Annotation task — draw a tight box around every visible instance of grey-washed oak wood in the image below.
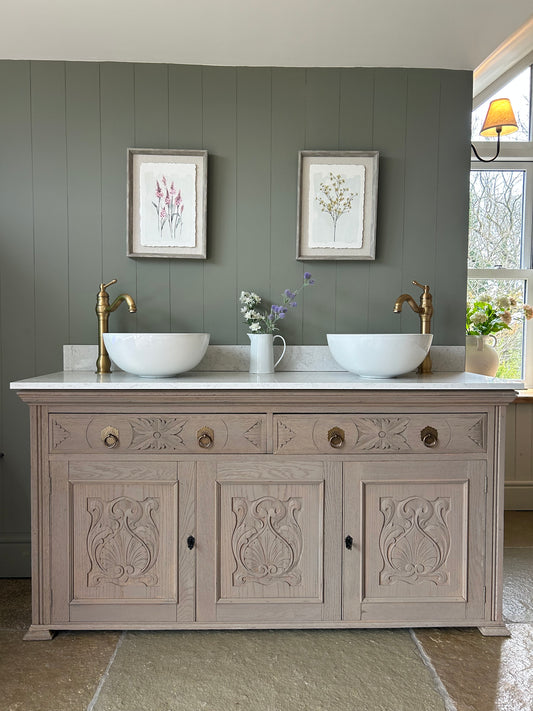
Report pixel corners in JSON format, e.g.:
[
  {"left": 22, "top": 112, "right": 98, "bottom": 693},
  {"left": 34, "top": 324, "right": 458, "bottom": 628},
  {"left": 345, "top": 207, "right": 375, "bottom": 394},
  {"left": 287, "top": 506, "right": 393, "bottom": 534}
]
[{"left": 17, "top": 387, "right": 514, "bottom": 640}]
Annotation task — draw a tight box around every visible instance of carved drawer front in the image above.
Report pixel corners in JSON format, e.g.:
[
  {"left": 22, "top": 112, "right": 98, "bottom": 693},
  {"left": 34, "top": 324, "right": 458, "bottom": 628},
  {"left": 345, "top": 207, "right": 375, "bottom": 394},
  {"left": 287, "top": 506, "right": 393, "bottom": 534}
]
[
  {"left": 273, "top": 413, "right": 487, "bottom": 454},
  {"left": 49, "top": 413, "right": 267, "bottom": 454}
]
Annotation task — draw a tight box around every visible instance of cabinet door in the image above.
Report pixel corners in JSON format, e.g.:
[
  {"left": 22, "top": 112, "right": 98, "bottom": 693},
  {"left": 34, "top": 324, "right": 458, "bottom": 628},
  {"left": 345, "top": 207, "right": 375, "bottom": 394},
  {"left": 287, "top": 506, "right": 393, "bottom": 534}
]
[
  {"left": 49, "top": 459, "right": 195, "bottom": 625},
  {"left": 343, "top": 460, "right": 487, "bottom": 624},
  {"left": 196, "top": 459, "right": 342, "bottom": 624}
]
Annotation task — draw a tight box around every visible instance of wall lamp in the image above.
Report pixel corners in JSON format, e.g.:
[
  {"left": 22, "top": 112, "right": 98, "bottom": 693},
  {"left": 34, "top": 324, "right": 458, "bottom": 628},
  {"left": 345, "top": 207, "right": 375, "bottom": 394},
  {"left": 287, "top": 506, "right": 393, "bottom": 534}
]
[{"left": 471, "top": 98, "right": 518, "bottom": 162}]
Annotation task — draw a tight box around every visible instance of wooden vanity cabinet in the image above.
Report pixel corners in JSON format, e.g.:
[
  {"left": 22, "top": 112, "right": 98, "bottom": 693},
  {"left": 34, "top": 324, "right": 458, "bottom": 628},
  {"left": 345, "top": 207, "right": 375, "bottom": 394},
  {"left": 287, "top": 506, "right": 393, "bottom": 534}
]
[{"left": 18, "top": 388, "right": 513, "bottom": 640}]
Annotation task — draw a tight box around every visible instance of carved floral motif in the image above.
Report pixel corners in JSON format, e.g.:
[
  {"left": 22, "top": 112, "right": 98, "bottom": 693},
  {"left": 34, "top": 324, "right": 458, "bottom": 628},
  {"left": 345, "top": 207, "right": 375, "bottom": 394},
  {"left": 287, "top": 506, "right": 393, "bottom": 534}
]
[
  {"left": 355, "top": 417, "right": 410, "bottom": 450},
  {"left": 379, "top": 496, "right": 451, "bottom": 585},
  {"left": 232, "top": 496, "right": 303, "bottom": 586},
  {"left": 130, "top": 417, "right": 185, "bottom": 450},
  {"left": 86, "top": 496, "right": 160, "bottom": 587}
]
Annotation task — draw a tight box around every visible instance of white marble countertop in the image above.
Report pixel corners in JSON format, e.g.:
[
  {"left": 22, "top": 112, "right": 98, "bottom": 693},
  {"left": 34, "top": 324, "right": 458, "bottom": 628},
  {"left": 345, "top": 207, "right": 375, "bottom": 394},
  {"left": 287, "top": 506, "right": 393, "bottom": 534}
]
[{"left": 10, "top": 370, "right": 524, "bottom": 391}]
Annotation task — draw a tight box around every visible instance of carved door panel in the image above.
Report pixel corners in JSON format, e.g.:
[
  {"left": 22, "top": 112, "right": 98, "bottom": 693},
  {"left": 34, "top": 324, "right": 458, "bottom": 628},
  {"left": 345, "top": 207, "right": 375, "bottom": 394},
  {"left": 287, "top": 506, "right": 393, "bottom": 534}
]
[
  {"left": 196, "top": 459, "right": 342, "bottom": 624},
  {"left": 343, "top": 460, "right": 487, "bottom": 623},
  {"left": 49, "top": 459, "right": 195, "bottom": 624}
]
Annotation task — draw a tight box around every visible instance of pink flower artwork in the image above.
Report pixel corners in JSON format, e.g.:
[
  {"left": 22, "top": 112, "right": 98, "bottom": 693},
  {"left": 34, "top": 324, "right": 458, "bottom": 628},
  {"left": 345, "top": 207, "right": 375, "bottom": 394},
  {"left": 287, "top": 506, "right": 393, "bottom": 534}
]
[{"left": 152, "top": 175, "right": 185, "bottom": 240}]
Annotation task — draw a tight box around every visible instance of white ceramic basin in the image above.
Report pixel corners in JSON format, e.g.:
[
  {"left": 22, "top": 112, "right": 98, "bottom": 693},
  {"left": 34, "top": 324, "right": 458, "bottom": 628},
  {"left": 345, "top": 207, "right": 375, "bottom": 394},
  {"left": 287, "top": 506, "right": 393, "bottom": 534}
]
[
  {"left": 327, "top": 333, "right": 433, "bottom": 378},
  {"left": 103, "top": 333, "right": 210, "bottom": 377}
]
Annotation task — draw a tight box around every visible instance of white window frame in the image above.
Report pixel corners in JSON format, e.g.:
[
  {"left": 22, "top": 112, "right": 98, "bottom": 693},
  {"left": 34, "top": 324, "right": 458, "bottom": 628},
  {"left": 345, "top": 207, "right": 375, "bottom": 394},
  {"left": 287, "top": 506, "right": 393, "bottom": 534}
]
[{"left": 469, "top": 142, "right": 533, "bottom": 385}]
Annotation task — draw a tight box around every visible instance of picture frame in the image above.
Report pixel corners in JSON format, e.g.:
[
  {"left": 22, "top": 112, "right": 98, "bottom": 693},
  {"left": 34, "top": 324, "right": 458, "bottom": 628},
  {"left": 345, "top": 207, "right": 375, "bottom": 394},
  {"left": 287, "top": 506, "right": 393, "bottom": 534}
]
[
  {"left": 297, "top": 150, "right": 379, "bottom": 260},
  {"left": 127, "top": 148, "right": 208, "bottom": 259}
]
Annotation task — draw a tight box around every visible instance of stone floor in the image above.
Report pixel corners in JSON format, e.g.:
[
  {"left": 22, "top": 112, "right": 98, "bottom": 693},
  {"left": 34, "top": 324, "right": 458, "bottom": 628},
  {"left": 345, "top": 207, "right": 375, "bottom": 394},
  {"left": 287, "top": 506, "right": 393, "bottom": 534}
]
[{"left": 0, "top": 511, "right": 532, "bottom": 711}]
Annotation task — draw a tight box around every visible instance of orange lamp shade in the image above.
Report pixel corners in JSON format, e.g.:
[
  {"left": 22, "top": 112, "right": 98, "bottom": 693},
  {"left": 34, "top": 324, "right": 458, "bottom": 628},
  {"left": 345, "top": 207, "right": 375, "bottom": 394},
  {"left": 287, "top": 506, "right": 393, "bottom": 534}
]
[{"left": 480, "top": 98, "right": 518, "bottom": 137}]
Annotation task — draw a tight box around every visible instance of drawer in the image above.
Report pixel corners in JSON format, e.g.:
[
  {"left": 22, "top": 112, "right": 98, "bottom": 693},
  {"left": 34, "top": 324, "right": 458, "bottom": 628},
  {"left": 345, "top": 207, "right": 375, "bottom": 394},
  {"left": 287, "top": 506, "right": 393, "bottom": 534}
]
[
  {"left": 274, "top": 413, "right": 487, "bottom": 454},
  {"left": 49, "top": 413, "right": 267, "bottom": 454}
]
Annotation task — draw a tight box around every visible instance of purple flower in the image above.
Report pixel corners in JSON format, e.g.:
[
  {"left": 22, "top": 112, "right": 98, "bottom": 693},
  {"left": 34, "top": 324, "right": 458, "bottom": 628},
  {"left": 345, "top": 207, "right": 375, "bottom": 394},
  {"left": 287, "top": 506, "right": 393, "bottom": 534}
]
[{"left": 239, "top": 275, "right": 314, "bottom": 334}]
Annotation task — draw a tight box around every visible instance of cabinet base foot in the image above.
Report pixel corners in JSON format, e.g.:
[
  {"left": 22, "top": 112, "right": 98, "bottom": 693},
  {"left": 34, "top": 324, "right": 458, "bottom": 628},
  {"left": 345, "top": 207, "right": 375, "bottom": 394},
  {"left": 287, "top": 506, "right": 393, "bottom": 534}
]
[
  {"left": 478, "top": 624, "right": 511, "bottom": 637},
  {"left": 23, "top": 626, "right": 55, "bottom": 641}
]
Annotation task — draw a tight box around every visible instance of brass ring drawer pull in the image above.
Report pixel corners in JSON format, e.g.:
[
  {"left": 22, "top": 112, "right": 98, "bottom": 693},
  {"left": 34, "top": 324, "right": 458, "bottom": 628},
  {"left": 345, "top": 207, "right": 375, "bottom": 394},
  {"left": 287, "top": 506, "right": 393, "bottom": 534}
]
[
  {"left": 101, "top": 426, "right": 119, "bottom": 449},
  {"left": 421, "top": 426, "right": 438, "bottom": 448},
  {"left": 197, "top": 426, "right": 214, "bottom": 449},
  {"left": 328, "top": 427, "right": 345, "bottom": 449}
]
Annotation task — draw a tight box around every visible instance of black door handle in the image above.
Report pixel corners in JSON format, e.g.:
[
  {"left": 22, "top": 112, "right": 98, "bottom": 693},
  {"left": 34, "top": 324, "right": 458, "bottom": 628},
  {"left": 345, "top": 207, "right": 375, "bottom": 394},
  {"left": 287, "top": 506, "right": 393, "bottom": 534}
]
[
  {"left": 345, "top": 535, "right": 353, "bottom": 550},
  {"left": 187, "top": 535, "right": 195, "bottom": 550}
]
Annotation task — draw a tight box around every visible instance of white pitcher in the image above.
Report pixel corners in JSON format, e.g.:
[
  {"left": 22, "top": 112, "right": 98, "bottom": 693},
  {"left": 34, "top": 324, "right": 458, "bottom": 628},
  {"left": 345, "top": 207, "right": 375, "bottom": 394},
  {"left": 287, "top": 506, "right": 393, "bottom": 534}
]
[{"left": 248, "top": 333, "right": 287, "bottom": 374}]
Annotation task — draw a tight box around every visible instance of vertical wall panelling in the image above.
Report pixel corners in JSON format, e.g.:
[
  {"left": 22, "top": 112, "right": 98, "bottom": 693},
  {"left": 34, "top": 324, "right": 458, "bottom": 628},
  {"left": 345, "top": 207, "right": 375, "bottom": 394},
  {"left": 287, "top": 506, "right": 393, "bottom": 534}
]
[
  {"left": 203, "top": 67, "right": 238, "bottom": 344},
  {"left": 401, "top": 70, "right": 440, "bottom": 320},
  {"left": 0, "top": 62, "right": 476, "bottom": 575},
  {"left": 133, "top": 64, "right": 171, "bottom": 333},
  {"left": 0, "top": 61, "right": 34, "bottom": 572},
  {"left": 236, "top": 68, "right": 272, "bottom": 344},
  {"left": 31, "top": 62, "right": 70, "bottom": 374},
  {"left": 270, "top": 69, "right": 306, "bottom": 345},
  {"left": 336, "top": 69, "right": 375, "bottom": 335},
  {"left": 303, "top": 69, "right": 341, "bottom": 344},
  {"left": 66, "top": 63, "right": 103, "bottom": 344},
  {"left": 100, "top": 63, "right": 137, "bottom": 334},
  {"left": 369, "top": 70, "right": 408, "bottom": 334},
  {"left": 168, "top": 65, "right": 205, "bottom": 334},
  {"left": 433, "top": 70, "right": 472, "bottom": 345}
]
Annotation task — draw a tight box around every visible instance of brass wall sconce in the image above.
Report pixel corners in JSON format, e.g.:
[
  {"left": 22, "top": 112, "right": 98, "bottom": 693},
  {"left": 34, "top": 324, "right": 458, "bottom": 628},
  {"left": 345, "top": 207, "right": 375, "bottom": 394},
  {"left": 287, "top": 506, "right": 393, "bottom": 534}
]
[{"left": 471, "top": 98, "right": 518, "bottom": 162}]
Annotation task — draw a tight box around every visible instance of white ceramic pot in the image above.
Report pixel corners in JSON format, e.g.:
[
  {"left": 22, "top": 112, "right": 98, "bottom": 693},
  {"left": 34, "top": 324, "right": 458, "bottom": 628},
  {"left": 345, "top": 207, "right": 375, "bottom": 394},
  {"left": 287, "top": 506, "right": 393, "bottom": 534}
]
[
  {"left": 248, "top": 333, "right": 286, "bottom": 374},
  {"left": 465, "top": 334, "right": 499, "bottom": 377}
]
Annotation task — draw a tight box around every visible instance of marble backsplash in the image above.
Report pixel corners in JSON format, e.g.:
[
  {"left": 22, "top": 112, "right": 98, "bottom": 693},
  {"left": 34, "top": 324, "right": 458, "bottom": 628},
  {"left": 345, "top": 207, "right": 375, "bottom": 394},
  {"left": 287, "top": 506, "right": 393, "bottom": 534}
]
[{"left": 64, "top": 344, "right": 465, "bottom": 373}]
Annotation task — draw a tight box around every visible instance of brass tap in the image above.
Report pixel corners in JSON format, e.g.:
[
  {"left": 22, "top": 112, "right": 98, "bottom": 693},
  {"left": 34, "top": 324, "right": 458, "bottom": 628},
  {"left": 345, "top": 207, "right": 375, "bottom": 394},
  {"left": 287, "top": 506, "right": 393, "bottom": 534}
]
[
  {"left": 393, "top": 280, "right": 433, "bottom": 374},
  {"left": 96, "top": 279, "right": 137, "bottom": 374}
]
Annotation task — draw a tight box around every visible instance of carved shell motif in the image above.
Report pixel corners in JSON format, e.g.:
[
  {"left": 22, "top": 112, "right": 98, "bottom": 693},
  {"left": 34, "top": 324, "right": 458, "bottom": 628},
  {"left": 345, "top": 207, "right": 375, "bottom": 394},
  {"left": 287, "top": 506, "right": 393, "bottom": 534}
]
[
  {"left": 379, "top": 496, "right": 451, "bottom": 585},
  {"left": 231, "top": 496, "right": 303, "bottom": 587},
  {"left": 86, "top": 496, "right": 160, "bottom": 587}
]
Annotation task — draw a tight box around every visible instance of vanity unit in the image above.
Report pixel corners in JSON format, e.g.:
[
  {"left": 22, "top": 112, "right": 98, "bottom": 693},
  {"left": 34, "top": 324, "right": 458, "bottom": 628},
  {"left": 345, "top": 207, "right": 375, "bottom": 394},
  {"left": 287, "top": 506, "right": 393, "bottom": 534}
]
[{"left": 11, "top": 370, "right": 519, "bottom": 640}]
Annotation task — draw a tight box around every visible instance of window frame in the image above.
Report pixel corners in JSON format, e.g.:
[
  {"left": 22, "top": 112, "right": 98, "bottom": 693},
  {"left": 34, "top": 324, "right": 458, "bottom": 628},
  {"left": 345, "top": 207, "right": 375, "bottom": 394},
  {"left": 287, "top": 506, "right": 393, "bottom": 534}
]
[{"left": 468, "top": 149, "right": 533, "bottom": 385}]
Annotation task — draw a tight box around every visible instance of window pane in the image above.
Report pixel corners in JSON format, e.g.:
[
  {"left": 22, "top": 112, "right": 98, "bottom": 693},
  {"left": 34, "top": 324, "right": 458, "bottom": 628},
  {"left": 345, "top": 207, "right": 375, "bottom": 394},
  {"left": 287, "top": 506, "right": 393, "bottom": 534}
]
[
  {"left": 472, "top": 66, "right": 531, "bottom": 142},
  {"left": 468, "top": 170, "right": 525, "bottom": 269},
  {"left": 467, "top": 278, "right": 526, "bottom": 378}
]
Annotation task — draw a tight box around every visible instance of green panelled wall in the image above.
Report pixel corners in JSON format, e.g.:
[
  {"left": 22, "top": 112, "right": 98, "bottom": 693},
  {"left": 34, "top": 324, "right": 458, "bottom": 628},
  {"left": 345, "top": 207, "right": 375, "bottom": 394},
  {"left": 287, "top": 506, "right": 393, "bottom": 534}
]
[{"left": 0, "top": 62, "right": 472, "bottom": 574}]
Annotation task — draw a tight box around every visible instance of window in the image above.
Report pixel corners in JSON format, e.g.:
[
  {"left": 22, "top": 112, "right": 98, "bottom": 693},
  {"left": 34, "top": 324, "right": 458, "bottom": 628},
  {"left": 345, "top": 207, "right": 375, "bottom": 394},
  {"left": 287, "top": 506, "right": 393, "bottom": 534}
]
[{"left": 468, "top": 65, "right": 533, "bottom": 382}]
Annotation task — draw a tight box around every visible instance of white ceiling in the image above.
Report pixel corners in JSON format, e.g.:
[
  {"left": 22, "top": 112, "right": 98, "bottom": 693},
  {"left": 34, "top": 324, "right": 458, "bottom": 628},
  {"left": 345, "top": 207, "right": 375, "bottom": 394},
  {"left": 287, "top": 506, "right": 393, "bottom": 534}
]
[{"left": 1, "top": 1, "right": 532, "bottom": 71}]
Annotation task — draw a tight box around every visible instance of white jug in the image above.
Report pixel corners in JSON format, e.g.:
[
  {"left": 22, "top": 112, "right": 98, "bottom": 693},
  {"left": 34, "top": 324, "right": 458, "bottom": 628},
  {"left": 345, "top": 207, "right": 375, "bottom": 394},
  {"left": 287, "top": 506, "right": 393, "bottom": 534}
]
[{"left": 248, "top": 333, "right": 287, "bottom": 374}]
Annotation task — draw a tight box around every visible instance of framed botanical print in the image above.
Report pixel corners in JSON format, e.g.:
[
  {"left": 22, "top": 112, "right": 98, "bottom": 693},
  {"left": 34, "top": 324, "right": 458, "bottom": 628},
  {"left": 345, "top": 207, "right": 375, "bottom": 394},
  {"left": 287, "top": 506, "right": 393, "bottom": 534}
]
[
  {"left": 297, "top": 150, "right": 379, "bottom": 260},
  {"left": 127, "top": 148, "right": 208, "bottom": 259}
]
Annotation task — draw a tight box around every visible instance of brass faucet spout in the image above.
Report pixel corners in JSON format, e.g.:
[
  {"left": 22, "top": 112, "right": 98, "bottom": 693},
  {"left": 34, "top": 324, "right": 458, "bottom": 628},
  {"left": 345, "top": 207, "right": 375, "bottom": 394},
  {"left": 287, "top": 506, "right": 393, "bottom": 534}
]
[
  {"left": 96, "top": 280, "right": 137, "bottom": 374},
  {"left": 393, "top": 294, "right": 421, "bottom": 314},
  {"left": 109, "top": 294, "right": 137, "bottom": 314}
]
